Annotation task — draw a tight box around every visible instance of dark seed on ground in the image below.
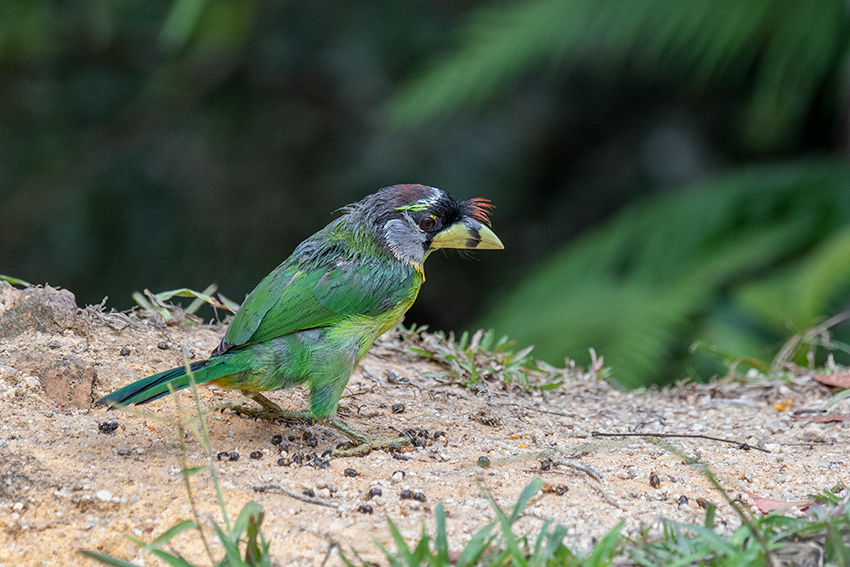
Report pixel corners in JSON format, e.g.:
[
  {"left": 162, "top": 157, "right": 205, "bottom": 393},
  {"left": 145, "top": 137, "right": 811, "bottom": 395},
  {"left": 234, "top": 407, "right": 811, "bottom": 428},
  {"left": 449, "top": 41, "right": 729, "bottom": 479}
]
[
  {"left": 387, "top": 444, "right": 401, "bottom": 453},
  {"left": 216, "top": 451, "right": 230, "bottom": 461},
  {"left": 344, "top": 468, "right": 358, "bottom": 478},
  {"left": 418, "top": 430, "right": 428, "bottom": 438},
  {"left": 696, "top": 497, "right": 712, "bottom": 509},
  {"left": 403, "top": 428, "right": 417, "bottom": 439},
  {"left": 119, "top": 348, "right": 130, "bottom": 356},
  {"left": 367, "top": 487, "right": 382, "bottom": 499},
  {"left": 541, "top": 460, "right": 551, "bottom": 471},
  {"left": 649, "top": 472, "right": 661, "bottom": 488},
  {"left": 250, "top": 451, "right": 262, "bottom": 459},
  {"left": 400, "top": 490, "right": 414, "bottom": 500},
  {"left": 393, "top": 453, "right": 410, "bottom": 461},
  {"left": 228, "top": 452, "right": 239, "bottom": 461},
  {"left": 271, "top": 434, "right": 283, "bottom": 445},
  {"left": 391, "top": 470, "right": 405, "bottom": 482},
  {"left": 391, "top": 403, "right": 405, "bottom": 413},
  {"left": 358, "top": 504, "right": 373, "bottom": 514},
  {"left": 413, "top": 438, "right": 426, "bottom": 447},
  {"left": 307, "top": 436, "right": 318, "bottom": 448},
  {"left": 277, "top": 458, "right": 288, "bottom": 466},
  {"left": 292, "top": 454, "right": 303, "bottom": 465},
  {"left": 477, "top": 456, "right": 491, "bottom": 468},
  {"left": 302, "top": 431, "right": 312, "bottom": 441},
  {"left": 387, "top": 372, "right": 398, "bottom": 384},
  {"left": 554, "top": 485, "right": 568, "bottom": 496},
  {"left": 678, "top": 495, "right": 689, "bottom": 507},
  {"left": 98, "top": 422, "right": 119, "bottom": 434},
  {"left": 288, "top": 435, "right": 296, "bottom": 442},
  {"left": 303, "top": 489, "right": 315, "bottom": 497},
  {"left": 317, "top": 460, "right": 330, "bottom": 469},
  {"left": 336, "top": 442, "right": 348, "bottom": 450},
  {"left": 321, "top": 449, "right": 333, "bottom": 458},
  {"left": 157, "top": 341, "right": 168, "bottom": 350},
  {"left": 414, "top": 492, "right": 426, "bottom": 502},
  {"left": 433, "top": 431, "right": 446, "bottom": 439}
]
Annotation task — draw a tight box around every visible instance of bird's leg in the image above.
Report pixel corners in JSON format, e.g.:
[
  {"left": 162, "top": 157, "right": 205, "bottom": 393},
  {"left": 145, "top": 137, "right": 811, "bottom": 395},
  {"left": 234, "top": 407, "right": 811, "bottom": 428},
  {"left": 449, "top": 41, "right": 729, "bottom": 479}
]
[
  {"left": 227, "top": 391, "right": 313, "bottom": 425},
  {"left": 326, "top": 417, "right": 410, "bottom": 457}
]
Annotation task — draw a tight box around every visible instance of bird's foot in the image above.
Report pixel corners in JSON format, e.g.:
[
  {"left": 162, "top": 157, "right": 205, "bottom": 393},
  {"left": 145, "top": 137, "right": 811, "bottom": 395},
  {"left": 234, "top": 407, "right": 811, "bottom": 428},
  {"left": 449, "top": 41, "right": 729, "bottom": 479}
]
[
  {"left": 331, "top": 436, "right": 412, "bottom": 457},
  {"left": 325, "top": 417, "right": 410, "bottom": 457},
  {"left": 226, "top": 392, "right": 312, "bottom": 425}
]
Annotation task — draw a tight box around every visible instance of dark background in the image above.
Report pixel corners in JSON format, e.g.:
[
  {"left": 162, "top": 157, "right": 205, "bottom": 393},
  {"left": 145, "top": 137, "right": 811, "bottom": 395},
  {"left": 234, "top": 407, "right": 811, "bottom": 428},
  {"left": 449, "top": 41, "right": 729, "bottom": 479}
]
[{"left": 3, "top": 0, "right": 849, "bottom": 387}]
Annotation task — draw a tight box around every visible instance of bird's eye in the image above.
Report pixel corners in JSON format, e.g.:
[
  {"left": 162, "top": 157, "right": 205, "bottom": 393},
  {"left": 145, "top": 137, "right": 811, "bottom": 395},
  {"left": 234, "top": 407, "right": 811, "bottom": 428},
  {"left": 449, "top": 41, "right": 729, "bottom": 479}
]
[{"left": 419, "top": 216, "right": 437, "bottom": 231}]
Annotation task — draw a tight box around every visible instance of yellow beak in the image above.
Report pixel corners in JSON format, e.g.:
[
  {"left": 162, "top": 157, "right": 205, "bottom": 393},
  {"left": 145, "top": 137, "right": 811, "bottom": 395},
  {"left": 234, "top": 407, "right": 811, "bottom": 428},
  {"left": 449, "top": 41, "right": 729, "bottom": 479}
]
[{"left": 429, "top": 219, "right": 504, "bottom": 251}]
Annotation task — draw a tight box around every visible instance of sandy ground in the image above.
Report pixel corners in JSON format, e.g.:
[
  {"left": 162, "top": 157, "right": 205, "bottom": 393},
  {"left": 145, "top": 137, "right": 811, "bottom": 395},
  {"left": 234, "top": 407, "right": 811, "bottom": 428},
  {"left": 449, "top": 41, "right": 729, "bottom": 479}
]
[{"left": 0, "top": 283, "right": 848, "bottom": 566}]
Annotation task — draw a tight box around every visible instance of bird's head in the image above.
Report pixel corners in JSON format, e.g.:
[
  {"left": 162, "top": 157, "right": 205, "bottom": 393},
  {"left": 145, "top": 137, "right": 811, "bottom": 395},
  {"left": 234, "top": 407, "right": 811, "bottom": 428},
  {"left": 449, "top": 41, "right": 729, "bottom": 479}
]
[{"left": 361, "top": 184, "right": 504, "bottom": 265}]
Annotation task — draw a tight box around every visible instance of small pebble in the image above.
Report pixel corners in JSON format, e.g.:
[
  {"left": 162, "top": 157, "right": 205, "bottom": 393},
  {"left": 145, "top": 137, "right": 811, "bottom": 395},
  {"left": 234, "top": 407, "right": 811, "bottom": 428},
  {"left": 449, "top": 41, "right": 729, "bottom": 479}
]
[
  {"left": 250, "top": 451, "right": 262, "bottom": 460},
  {"left": 391, "top": 403, "right": 405, "bottom": 414},
  {"left": 696, "top": 497, "right": 712, "bottom": 509},
  {"left": 271, "top": 434, "right": 283, "bottom": 445},
  {"left": 477, "top": 456, "right": 491, "bottom": 468},
  {"left": 98, "top": 422, "right": 119, "bottom": 434},
  {"left": 387, "top": 372, "right": 399, "bottom": 383},
  {"left": 367, "top": 487, "right": 382, "bottom": 500},
  {"left": 391, "top": 471, "right": 405, "bottom": 483},
  {"left": 554, "top": 485, "right": 568, "bottom": 496},
  {"left": 344, "top": 468, "right": 358, "bottom": 478},
  {"left": 358, "top": 504, "right": 373, "bottom": 514}
]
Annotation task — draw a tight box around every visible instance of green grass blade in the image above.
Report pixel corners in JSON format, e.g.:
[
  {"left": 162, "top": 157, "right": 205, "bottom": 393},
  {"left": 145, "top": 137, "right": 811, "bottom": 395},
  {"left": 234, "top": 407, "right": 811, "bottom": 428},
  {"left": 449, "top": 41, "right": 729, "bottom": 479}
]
[
  {"left": 141, "top": 519, "right": 198, "bottom": 552},
  {"left": 583, "top": 520, "right": 623, "bottom": 566},
  {"left": 0, "top": 274, "right": 32, "bottom": 287},
  {"left": 434, "top": 502, "right": 450, "bottom": 565},
  {"left": 455, "top": 520, "right": 498, "bottom": 567},
  {"left": 150, "top": 549, "right": 197, "bottom": 567},
  {"left": 79, "top": 551, "right": 140, "bottom": 567}
]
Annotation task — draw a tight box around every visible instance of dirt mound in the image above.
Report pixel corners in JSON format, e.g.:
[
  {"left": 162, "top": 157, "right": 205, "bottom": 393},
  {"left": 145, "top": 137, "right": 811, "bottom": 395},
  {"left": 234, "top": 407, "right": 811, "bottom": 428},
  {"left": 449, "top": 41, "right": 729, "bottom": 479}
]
[{"left": 0, "top": 285, "right": 847, "bottom": 566}]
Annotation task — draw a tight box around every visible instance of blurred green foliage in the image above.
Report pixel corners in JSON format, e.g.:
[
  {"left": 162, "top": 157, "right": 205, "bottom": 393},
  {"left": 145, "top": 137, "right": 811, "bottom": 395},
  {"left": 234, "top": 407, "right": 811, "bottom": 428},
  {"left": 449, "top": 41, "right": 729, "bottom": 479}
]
[
  {"left": 482, "top": 160, "right": 850, "bottom": 387},
  {"left": 2, "top": 0, "right": 850, "bottom": 388},
  {"left": 387, "top": 0, "right": 850, "bottom": 387}
]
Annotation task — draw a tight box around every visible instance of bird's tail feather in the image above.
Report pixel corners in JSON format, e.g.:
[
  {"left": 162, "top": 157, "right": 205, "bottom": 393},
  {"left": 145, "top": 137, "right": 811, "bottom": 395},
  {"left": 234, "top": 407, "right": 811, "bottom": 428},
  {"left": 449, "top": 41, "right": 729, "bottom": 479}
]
[{"left": 97, "top": 358, "right": 231, "bottom": 407}]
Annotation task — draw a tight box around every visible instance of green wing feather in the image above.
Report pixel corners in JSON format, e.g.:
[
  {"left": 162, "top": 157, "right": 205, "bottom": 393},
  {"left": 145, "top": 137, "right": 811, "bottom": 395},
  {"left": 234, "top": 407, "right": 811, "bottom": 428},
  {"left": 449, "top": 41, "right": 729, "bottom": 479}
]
[{"left": 223, "top": 232, "right": 418, "bottom": 348}]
